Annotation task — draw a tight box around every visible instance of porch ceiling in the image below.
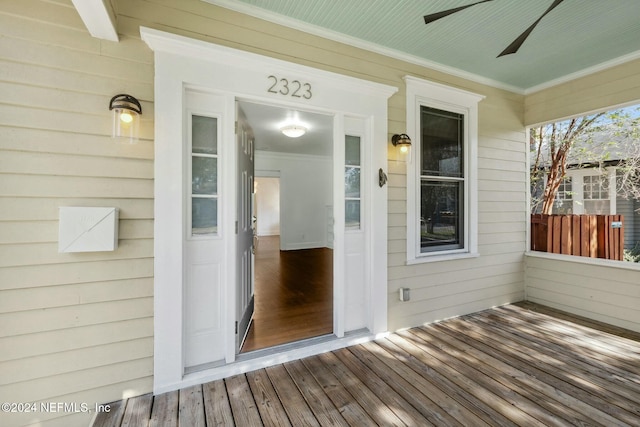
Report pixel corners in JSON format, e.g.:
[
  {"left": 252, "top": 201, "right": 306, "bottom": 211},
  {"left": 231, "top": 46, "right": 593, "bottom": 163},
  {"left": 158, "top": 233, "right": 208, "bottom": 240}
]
[{"left": 206, "top": 0, "right": 640, "bottom": 93}]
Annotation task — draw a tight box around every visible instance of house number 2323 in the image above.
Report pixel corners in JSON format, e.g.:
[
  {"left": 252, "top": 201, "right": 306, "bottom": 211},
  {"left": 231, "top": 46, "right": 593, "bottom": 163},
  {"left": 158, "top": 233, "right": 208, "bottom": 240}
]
[{"left": 267, "top": 75, "right": 312, "bottom": 99}]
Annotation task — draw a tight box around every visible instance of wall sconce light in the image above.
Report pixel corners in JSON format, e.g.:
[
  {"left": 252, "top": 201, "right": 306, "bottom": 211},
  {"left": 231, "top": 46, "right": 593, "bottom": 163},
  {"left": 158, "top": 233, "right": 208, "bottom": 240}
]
[
  {"left": 109, "top": 94, "right": 142, "bottom": 143},
  {"left": 392, "top": 133, "right": 412, "bottom": 161},
  {"left": 280, "top": 124, "right": 307, "bottom": 138}
]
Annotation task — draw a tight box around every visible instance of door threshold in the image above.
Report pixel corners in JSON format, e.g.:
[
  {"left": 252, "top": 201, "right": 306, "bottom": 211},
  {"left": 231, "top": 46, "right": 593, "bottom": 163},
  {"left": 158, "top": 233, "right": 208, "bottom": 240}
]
[
  {"left": 166, "top": 329, "right": 383, "bottom": 394},
  {"left": 237, "top": 333, "right": 338, "bottom": 361}
]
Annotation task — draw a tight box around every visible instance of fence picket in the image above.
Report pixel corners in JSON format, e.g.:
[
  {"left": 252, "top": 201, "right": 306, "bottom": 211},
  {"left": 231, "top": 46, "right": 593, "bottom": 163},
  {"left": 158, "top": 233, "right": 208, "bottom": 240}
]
[{"left": 530, "top": 214, "right": 623, "bottom": 261}]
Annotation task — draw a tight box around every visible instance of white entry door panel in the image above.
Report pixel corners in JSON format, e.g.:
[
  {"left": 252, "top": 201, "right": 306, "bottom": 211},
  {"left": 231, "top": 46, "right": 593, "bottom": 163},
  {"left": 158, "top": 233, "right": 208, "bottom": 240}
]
[
  {"left": 184, "top": 89, "right": 228, "bottom": 369},
  {"left": 343, "top": 116, "right": 369, "bottom": 331},
  {"left": 236, "top": 106, "right": 255, "bottom": 351}
]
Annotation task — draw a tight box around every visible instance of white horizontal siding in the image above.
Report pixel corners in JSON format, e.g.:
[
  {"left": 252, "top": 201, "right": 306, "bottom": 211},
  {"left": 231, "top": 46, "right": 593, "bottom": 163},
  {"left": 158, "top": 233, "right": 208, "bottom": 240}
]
[
  {"left": 525, "top": 253, "right": 640, "bottom": 333},
  {"left": 116, "top": 0, "right": 528, "bottom": 337},
  {"left": 387, "top": 88, "right": 527, "bottom": 331},
  {"left": 0, "top": 318, "right": 153, "bottom": 362},
  {"left": 0, "top": 1, "right": 154, "bottom": 426},
  {"left": 0, "top": 278, "right": 152, "bottom": 312},
  {"left": 525, "top": 58, "right": 640, "bottom": 126}
]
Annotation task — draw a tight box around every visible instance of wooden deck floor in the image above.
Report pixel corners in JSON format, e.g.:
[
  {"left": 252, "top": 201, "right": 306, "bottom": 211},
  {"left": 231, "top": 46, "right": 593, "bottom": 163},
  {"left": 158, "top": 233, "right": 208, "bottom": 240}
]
[{"left": 93, "top": 303, "right": 640, "bottom": 426}]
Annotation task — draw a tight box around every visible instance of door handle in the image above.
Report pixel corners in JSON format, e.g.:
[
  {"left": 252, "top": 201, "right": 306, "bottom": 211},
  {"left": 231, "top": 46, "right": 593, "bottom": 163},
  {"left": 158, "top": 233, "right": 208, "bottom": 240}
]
[{"left": 252, "top": 233, "right": 258, "bottom": 254}]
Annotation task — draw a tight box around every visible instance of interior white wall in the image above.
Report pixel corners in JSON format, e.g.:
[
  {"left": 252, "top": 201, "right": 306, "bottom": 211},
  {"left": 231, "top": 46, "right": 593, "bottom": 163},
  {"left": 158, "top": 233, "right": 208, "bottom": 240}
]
[
  {"left": 255, "top": 176, "right": 280, "bottom": 236},
  {"left": 256, "top": 151, "right": 332, "bottom": 250}
]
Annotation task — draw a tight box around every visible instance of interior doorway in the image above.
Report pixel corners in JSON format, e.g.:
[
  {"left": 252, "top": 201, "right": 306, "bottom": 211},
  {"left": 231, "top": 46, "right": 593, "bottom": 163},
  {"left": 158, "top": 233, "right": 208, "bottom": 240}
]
[{"left": 237, "top": 100, "right": 334, "bottom": 353}]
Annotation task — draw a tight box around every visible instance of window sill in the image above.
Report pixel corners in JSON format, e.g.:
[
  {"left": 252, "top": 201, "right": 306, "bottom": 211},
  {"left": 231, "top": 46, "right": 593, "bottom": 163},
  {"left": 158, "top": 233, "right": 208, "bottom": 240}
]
[{"left": 406, "top": 251, "right": 480, "bottom": 265}]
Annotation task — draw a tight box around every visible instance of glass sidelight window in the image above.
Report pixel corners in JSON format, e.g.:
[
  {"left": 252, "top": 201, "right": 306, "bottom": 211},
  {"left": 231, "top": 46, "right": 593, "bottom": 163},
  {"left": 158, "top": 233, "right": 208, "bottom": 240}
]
[
  {"left": 345, "top": 135, "right": 361, "bottom": 229},
  {"left": 191, "top": 115, "right": 219, "bottom": 235}
]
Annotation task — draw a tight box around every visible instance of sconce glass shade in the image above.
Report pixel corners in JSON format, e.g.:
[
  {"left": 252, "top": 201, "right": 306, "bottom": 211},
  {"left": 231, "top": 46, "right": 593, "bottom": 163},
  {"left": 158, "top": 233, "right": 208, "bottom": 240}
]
[
  {"left": 109, "top": 94, "right": 142, "bottom": 143},
  {"left": 392, "top": 133, "right": 412, "bottom": 162},
  {"left": 280, "top": 124, "right": 307, "bottom": 138}
]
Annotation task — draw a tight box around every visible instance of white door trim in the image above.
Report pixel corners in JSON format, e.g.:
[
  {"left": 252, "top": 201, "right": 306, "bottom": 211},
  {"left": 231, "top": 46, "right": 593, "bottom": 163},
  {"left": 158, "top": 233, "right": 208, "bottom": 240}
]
[{"left": 141, "top": 27, "right": 396, "bottom": 394}]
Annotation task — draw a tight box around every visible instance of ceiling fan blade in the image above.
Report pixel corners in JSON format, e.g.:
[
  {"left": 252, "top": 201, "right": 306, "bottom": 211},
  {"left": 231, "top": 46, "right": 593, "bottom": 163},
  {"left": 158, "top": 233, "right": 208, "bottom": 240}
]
[
  {"left": 497, "top": 0, "right": 565, "bottom": 57},
  {"left": 424, "top": 0, "right": 493, "bottom": 25}
]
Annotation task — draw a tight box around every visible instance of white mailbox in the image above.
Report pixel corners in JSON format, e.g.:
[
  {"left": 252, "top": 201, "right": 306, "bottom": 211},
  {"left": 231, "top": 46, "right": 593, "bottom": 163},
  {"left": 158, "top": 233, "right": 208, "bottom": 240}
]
[{"left": 59, "top": 207, "right": 119, "bottom": 253}]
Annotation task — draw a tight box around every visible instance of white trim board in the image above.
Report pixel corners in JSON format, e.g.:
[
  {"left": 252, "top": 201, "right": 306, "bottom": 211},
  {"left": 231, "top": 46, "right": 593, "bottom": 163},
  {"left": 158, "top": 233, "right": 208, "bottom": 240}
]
[
  {"left": 71, "top": 0, "right": 118, "bottom": 42},
  {"left": 155, "top": 330, "right": 388, "bottom": 394},
  {"left": 141, "top": 27, "right": 396, "bottom": 393}
]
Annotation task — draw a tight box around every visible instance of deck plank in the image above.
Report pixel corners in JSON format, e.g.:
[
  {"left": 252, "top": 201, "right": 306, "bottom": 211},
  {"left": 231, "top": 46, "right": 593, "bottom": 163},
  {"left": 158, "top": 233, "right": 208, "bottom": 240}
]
[
  {"left": 454, "top": 312, "right": 640, "bottom": 424},
  {"left": 246, "top": 369, "right": 291, "bottom": 427},
  {"left": 121, "top": 394, "right": 153, "bottom": 427},
  {"left": 93, "top": 399, "right": 126, "bottom": 427},
  {"left": 499, "top": 305, "right": 640, "bottom": 372},
  {"left": 178, "top": 385, "right": 205, "bottom": 427},
  {"left": 225, "top": 374, "right": 262, "bottom": 426},
  {"left": 203, "top": 379, "right": 235, "bottom": 427},
  {"left": 333, "top": 347, "right": 433, "bottom": 426},
  {"left": 476, "top": 308, "right": 640, "bottom": 398},
  {"left": 389, "top": 331, "right": 546, "bottom": 426},
  {"left": 428, "top": 320, "right": 621, "bottom": 426},
  {"left": 317, "top": 351, "right": 406, "bottom": 426},
  {"left": 360, "top": 340, "right": 491, "bottom": 427},
  {"left": 265, "top": 364, "right": 320, "bottom": 426},
  {"left": 408, "top": 326, "right": 580, "bottom": 426},
  {"left": 374, "top": 336, "right": 518, "bottom": 427},
  {"left": 301, "top": 355, "right": 378, "bottom": 426},
  {"left": 348, "top": 343, "right": 463, "bottom": 426},
  {"left": 514, "top": 301, "right": 640, "bottom": 342},
  {"left": 92, "top": 303, "right": 640, "bottom": 427},
  {"left": 283, "top": 359, "right": 349, "bottom": 426},
  {"left": 470, "top": 310, "right": 640, "bottom": 424},
  {"left": 149, "top": 391, "right": 178, "bottom": 427}
]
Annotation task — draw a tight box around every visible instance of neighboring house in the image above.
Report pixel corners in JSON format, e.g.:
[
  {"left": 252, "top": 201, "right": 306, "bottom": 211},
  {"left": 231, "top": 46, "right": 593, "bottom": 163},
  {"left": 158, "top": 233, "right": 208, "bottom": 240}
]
[
  {"left": 532, "top": 128, "right": 640, "bottom": 249},
  {"left": 552, "top": 168, "right": 640, "bottom": 249},
  {"left": 1, "top": 1, "right": 640, "bottom": 427}
]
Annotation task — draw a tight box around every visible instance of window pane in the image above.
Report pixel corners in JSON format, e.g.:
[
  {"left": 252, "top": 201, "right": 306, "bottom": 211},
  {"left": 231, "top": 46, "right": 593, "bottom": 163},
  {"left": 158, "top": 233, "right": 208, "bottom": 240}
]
[
  {"left": 421, "top": 106, "right": 463, "bottom": 177},
  {"left": 552, "top": 200, "right": 573, "bottom": 214},
  {"left": 556, "top": 177, "right": 572, "bottom": 200},
  {"left": 420, "top": 180, "right": 463, "bottom": 252},
  {"left": 584, "top": 175, "right": 608, "bottom": 199},
  {"left": 584, "top": 200, "right": 610, "bottom": 215},
  {"left": 192, "top": 115, "right": 217, "bottom": 155},
  {"left": 192, "top": 157, "right": 217, "bottom": 195},
  {"left": 192, "top": 198, "right": 217, "bottom": 235},
  {"left": 345, "top": 135, "right": 361, "bottom": 166},
  {"left": 345, "top": 200, "right": 360, "bottom": 228},
  {"left": 345, "top": 167, "right": 360, "bottom": 198}
]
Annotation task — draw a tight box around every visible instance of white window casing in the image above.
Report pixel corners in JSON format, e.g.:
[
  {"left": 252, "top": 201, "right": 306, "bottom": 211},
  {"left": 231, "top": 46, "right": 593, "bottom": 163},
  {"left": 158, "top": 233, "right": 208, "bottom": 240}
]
[
  {"left": 561, "top": 168, "right": 617, "bottom": 215},
  {"left": 405, "top": 76, "right": 484, "bottom": 264}
]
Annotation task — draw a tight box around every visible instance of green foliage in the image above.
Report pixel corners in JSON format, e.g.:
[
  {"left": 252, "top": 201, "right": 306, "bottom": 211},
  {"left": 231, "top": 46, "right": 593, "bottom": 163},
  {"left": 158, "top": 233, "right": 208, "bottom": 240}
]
[
  {"left": 530, "top": 106, "right": 640, "bottom": 215},
  {"left": 623, "top": 242, "right": 640, "bottom": 263}
]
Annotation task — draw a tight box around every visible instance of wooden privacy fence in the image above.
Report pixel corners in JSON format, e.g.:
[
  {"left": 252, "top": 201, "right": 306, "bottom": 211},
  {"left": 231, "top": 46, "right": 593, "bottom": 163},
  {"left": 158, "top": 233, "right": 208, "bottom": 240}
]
[{"left": 531, "top": 214, "right": 624, "bottom": 260}]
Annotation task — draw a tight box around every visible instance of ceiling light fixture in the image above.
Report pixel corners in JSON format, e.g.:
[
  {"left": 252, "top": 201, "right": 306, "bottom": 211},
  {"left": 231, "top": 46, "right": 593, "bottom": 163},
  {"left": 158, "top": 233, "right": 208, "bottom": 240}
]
[{"left": 280, "top": 124, "right": 307, "bottom": 138}]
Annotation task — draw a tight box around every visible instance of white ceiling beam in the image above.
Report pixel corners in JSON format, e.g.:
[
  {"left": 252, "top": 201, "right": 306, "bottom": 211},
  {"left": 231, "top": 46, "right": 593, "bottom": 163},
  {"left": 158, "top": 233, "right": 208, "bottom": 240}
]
[{"left": 72, "top": 0, "right": 119, "bottom": 42}]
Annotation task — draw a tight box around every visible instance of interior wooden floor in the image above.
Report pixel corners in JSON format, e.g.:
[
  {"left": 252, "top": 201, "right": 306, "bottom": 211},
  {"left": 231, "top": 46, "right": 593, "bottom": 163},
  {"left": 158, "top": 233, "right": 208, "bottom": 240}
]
[
  {"left": 93, "top": 302, "right": 640, "bottom": 427},
  {"left": 240, "top": 235, "right": 333, "bottom": 353}
]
